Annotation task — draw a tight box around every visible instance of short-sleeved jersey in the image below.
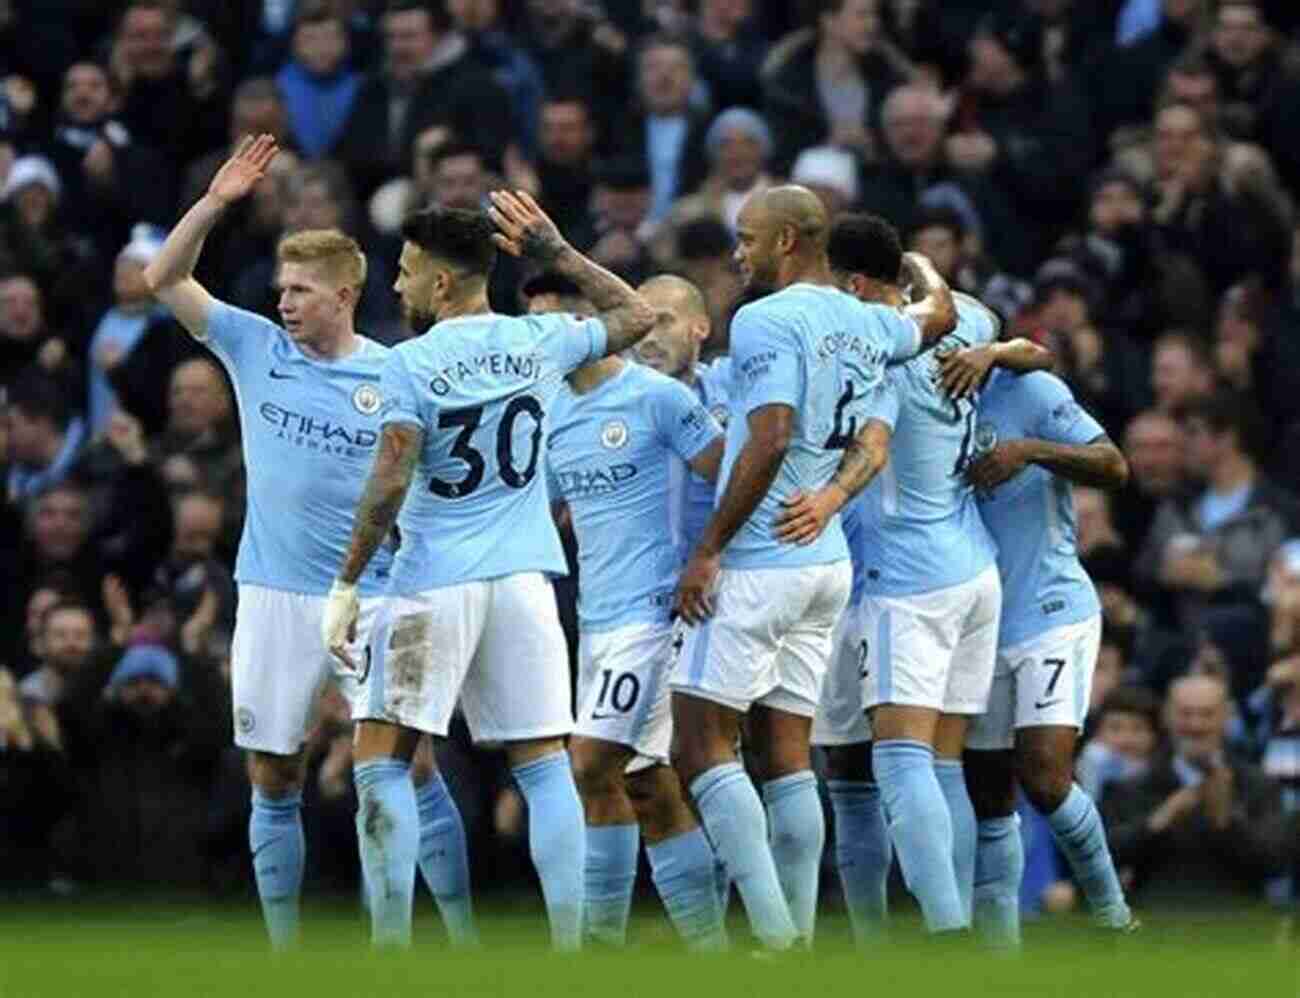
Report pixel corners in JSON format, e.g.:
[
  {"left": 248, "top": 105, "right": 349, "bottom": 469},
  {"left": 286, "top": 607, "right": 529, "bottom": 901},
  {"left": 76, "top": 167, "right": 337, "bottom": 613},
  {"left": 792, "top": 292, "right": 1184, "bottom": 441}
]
[
  {"left": 976, "top": 370, "right": 1106, "bottom": 647},
  {"left": 201, "top": 302, "right": 393, "bottom": 596},
  {"left": 381, "top": 311, "right": 607, "bottom": 594},
  {"left": 547, "top": 362, "right": 722, "bottom": 632},
  {"left": 682, "top": 356, "right": 732, "bottom": 552},
  {"left": 718, "top": 283, "right": 921, "bottom": 570},
  {"left": 858, "top": 295, "right": 999, "bottom": 597}
]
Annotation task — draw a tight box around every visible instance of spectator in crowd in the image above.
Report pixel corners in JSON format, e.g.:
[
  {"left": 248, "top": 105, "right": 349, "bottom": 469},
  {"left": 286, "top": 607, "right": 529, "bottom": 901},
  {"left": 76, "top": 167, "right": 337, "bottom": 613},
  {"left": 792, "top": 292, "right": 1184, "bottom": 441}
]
[
  {"left": 151, "top": 489, "right": 236, "bottom": 644},
  {"left": 1205, "top": 0, "right": 1284, "bottom": 140},
  {"left": 762, "top": 0, "right": 911, "bottom": 173},
  {"left": 337, "top": 0, "right": 512, "bottom": 199},
  {"left": 1102, "top": 674, "right": 1292, "bottom": 908},
  {"left": 1115, "top": 407, "right": 1186, "bottom": 551},
  {"left": 689, "top": 0, "right": 770, "bottom": 111},
  {"left": 535, "top": 92, "right": 600, "bottom": 245},
  {"left": 12, "top": 483, "right": 103, "bottom": 625},
  {"left": 16, "top": 601, "right": 97, "bottom": 711},
  {"left": 5, "top": 374, "right": 85, "bottom": 504},
  {"left": 275, "top": 1, "right": 362, "bottom": 161},
  {"left": 950, "top": 9, "right": 1094, "bottom": 270},
  {"left": 671, "top": 216, "right": 738, "bottom": 349},
  {"left": 1256, "top": 654, "right": 1300, "bottom": 905},
  {"left": 43, "top": 60, "right": 173, "bottom": 261},
  {"left": 108, "top": 0, "right": 228, "bottom": 179},
  {"left": 621, "top": 33, "right": 711, "bottom": 224},
  {"left": 650, "top": 106, "right": 775, "bottom": 261},
  {"left": 157, "top": 358, "right": 242, "bottom": 525},
  {"left": 85, "top": 226, "right": 168, "bottom": 438},
  {"left": 1137, "top": 392, "right": 1300, "bottom": 633},
  {"left": 586, "top": 157, "right": 656, "bottom": 284},
  {"left": 0, "top": 273, "right": 77, "bottom": 395},
  {"left": 1151, "top": 329, "right": 1216, "bottom": 415},
  {"left": 789, "top": 144, "right": 859, "bottom": 219},
  {"left": 1077, "top": 685, "right": 1163, "bottom": 802}
]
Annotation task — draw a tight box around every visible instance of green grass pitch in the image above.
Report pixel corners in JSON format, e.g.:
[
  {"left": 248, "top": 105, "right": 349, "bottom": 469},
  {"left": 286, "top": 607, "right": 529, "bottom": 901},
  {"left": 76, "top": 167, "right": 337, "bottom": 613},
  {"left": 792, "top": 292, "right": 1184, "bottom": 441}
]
[{"left": 3, "top": 898, "right": 1295, "bottom": 998}]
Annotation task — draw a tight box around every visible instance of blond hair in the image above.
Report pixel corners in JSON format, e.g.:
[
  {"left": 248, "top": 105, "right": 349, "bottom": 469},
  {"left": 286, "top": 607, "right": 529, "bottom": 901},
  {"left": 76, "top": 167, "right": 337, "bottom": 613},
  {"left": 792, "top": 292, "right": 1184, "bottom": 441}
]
[{"left": 276, "top": 228, "right": 367, "bottom": 295}]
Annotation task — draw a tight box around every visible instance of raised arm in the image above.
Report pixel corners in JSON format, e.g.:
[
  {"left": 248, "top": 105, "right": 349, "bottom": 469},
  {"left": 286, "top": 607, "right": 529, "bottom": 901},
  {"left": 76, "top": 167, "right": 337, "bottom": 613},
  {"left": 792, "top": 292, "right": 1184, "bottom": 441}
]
[
  {"left": 143, "top": 134, "right": 279, "bottom": 337},
  {"left": 323, "top": 422, "right": 423, "bottom": 668},
  {"left": 488, "top": 190, "right": 654, "bottom": 354},
  {"left": 900, "top": 251, "right": 956, "bottom": 347}
]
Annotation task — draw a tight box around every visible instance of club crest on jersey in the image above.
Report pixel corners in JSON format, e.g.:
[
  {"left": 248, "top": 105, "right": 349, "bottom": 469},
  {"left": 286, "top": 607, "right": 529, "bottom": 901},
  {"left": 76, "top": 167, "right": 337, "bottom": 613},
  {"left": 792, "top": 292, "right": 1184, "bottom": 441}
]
[
  {"left": 973, "top": 422, "right": 999, "bottom": 456},
  {"left": 352, "top": 383, "right": 382, "bottom": 416},
  {"left": 601, "top": 419, "right": 629, "bottom": 449}
]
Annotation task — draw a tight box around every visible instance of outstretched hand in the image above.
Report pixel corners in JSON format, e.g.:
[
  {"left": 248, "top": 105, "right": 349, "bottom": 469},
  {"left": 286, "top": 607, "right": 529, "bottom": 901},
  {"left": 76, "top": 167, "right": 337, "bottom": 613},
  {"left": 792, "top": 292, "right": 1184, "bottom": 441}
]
[
  {"left": 487, "top": 189, "right": 568, "bottom": 264},
  {"left": 208, "top": 133, "right": 278, "bottom": 206}
]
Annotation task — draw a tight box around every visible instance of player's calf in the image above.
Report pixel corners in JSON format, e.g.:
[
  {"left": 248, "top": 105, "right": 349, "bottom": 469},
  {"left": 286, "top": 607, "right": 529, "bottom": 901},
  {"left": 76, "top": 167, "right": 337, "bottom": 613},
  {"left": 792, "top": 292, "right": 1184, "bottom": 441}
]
[
  {"left": 824, "top": 742, "right": 892, "bottom": 942},
  {"left": 246, "top": 750, "right": 307, "bottom": 949},
  {"left": 963, "top": 748, "right": 1022, "bottom": 948},
  {"left": 571, "top": 736, "right": 640, "bottom": 947}
]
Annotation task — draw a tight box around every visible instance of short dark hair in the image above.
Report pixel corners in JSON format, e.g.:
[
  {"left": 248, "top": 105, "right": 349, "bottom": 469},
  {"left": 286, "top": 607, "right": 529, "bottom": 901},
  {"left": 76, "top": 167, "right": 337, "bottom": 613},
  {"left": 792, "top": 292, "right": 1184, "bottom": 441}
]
[
  {"left": 401, "top": 206, "right": 496, "bottom": 277},
  {"left": 906, "top": 205, "right": 966, "bottom": 243},
  {"left": 385, "top": 0, "right": 450, "bottom": 32},
  {"left": 1096, "top": 685, "right": 1161, "bottom": 731},
  {"left": 828, "top": 213, "right": 903, "bottom": 283},
  {"left": 7, "top": 372, "right": 70, "bottom": 431},
  {"left": 522, "top": 272, "right": 583, "bottom": 299},
  {"left": 677, "top": 218, "right": 734, "bottom": 260},
  {"left": 1184, "top": 390, "right": 1266, "bottom": 459},
  {"left": 427, "top": 140, "right": 484, "bottom": 173},
  {"left": 295, "top": 0, "right": 344, "bottom": 28}
]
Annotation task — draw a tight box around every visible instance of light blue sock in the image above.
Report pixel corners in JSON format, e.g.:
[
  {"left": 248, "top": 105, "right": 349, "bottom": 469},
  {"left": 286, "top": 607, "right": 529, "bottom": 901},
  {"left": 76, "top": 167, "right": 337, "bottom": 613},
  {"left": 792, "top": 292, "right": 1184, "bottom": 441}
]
[
  {"left": 873, "top": 740, "right": 966, "bottom": 932},
  {"left": 762, "top": 771, "right": 824, "bottom": 942},
  {"left": 826, "top": 780, "right": 891, "bottom": 942},
  {"left": 934, "top": 759, "right": 976, "bottom": 924},
  {"left": 974, "top": 816, "right": 1023, "bottom": 948},
  {"left": 249, "top": 788, "right": 304, "bottom": 949},
  {"left": 513, "top": 751, "right": 586, "bottom": 951},
  {"left": 647, "top": 827, "right": 727, "bottom": 951},
  {"left": 585, "top": 824, "right": 639, "bottom": 945},
  {"left": 354, "top": 758, "right": 420, "bottom": 946},
  {"left": 416, "top": 773, "right": 478, "bottom": 946},
  {"left": 689, "top": 762, "right": 797, "bottom": 949},
  {"left": 1047, "top": 784, "right": 1132, "bottom": 928}
]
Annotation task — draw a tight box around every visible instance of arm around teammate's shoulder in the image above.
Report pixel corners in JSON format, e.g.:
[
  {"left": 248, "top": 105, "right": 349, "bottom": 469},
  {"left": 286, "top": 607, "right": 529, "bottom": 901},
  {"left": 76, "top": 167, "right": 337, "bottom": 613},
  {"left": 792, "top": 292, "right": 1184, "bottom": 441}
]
[
  {"left": 144, "top": 135, "right": 281, "bottom": 340},
  {"left": 899, "top": 251, "right": 956, "bottom": 348}
]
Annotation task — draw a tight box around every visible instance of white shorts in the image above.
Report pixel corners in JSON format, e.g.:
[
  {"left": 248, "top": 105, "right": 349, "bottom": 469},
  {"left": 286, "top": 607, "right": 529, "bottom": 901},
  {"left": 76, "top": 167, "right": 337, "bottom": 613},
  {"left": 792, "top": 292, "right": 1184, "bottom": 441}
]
[
  {"left": 230, "top": 584, "right": 381, "bottom": 754},
  {"left": 811, "top": 601, "right": 874, "bottom": 747},
  {"left": 354, "top": 572, "right": 572, "bottom": 743},
  {"left": 861, "top": 565, "right": 1002, "bottom": 715},
  {"left": 966, "top": 615, "right": 1102, "bottom": 751},
  {"left": 670, "top": 562, "right": 851, "bottom": 717},
  {"left": 575, "top": 621, "right": 675, "bottom": 772}
]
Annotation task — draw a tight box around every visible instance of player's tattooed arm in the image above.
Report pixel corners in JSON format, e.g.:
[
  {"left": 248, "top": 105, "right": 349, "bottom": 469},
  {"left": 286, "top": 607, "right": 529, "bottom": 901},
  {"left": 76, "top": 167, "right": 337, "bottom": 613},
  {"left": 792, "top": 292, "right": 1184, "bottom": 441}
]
[
  {"left": 967, "top": 435, "right": 1128, "bottom": 493},
  {"left": 488, "top": 190, "right": 654, "bottom": 354},
  {"left": 775, "top": 419, "right": 891, "bottom": 545},
  {"left": 339, "top": 423, "right": 424, "bottom": 584},
  {"left": 900, "top": 251, "right": 957, "bottom": 347}
]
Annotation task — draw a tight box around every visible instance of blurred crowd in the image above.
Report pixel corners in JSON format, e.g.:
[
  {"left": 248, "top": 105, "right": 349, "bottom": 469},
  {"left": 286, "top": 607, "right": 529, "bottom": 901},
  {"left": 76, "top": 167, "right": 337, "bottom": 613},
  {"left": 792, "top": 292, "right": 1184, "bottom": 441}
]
[{"left": 1, "top": 0, "right": 1298, "bottom": 917}]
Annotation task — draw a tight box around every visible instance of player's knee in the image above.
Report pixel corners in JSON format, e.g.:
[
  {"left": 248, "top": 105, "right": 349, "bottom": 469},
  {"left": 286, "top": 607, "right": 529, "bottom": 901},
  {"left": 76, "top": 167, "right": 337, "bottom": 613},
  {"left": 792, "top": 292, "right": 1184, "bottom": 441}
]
[
  {"left": 1016, "top": 739, "right": 1073, "bottom": 814},
  {"left": 247, "top": 751, "right": 302, "bottom": 796},
  {"left": 625, "top": 768, "right": 676, "bottom": 836},
  {"left": 570, "top": 745, "right": 625, "bottom": 802},
  {"left": 962, "top": 749, "right": 1016, "bottom": 820}
]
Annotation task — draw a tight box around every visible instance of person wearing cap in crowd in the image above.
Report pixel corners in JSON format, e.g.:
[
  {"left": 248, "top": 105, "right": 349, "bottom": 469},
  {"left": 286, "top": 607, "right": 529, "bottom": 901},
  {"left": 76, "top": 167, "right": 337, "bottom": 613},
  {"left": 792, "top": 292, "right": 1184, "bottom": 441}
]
[
  {"left": 85, "top": 225, "right": 170, "bottom": 438},
  {"left": 650, "top": 107, "right": 776, "bottom": 263},
  {"left": 791, "top": 144, "right": 858, "bottom": 219},
  {"left": 951, "top": 8, "right": 1094, "bottom": 269}
]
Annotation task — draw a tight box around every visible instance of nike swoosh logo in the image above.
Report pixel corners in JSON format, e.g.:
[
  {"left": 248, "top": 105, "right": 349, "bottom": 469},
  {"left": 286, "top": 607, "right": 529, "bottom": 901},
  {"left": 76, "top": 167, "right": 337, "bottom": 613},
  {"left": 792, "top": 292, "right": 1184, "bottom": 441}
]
[
  {"left": 589, "top": 712, "right": 621, "bottom": 721},
  {"left": 1034, "top": 698, "right": 1063, "bottom": 710},
  {"left": 269, "top": 369, "right": 296, "bottom": 379}
]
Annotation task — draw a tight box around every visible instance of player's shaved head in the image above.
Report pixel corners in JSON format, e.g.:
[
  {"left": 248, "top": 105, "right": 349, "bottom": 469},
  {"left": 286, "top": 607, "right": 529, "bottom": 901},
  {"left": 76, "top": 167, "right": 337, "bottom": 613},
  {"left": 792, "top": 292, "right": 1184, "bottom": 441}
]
[
  {"left": 638, "top": 274, "right": 708, "bottom": 320},
  {"left": 754, "top": 185, "right": 829, "bottom": 249}
]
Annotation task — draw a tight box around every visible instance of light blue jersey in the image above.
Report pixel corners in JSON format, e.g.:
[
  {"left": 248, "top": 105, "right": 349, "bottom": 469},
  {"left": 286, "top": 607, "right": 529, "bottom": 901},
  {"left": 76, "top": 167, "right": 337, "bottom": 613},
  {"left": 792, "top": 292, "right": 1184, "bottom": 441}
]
[
  {"left": 547, "top": 362, "right": 723, "bottom": 631},
  {"left": 976, "top": 370, "right": 1106, "bottom": 648},
  {"left": 858, "top": 295, "right": 999, "bottom": 597},
  {"left": 719, "top": 283, "right": 921, "bottom": 570},
  {"left": 203, "top": 302, "right": 393, "bottom": 596},
  {"left": 682, "top": 356, "right": 732, "bottom": 552},
  {"left": 381, "top": 311, "right": 607, "bottom": 594}
]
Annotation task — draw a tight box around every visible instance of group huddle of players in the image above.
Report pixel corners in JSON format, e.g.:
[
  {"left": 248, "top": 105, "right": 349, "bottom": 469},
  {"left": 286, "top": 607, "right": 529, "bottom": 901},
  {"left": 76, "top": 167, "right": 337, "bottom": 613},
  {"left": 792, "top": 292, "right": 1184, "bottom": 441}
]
[{"left": 141, "top": 133, "right": 1135, "bottom": 952}]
